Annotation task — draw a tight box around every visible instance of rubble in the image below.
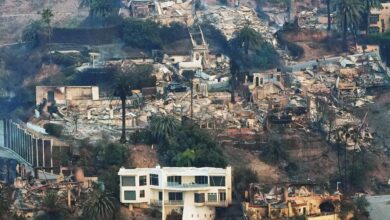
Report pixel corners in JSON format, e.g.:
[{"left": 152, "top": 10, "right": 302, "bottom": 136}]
[
  {"left": 9, "top": 167, "right": 99, "bottom": 219},
  {"left": 201, "top": 6, "right": 277, "bottom": 45},
  {"left": 243, "top": 182, "right": 341, "bottom": 220}
]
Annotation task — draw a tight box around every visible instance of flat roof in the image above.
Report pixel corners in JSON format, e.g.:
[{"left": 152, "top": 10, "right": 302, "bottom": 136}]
[{"left": 118, "top": 166, "right": 229, "bottom": 176}]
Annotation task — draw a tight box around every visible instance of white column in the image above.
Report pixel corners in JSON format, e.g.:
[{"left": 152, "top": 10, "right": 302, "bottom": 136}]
[
  {"left": 30, "top": 135, "right": 34, "bottom": 164},
  {"left": 16, "top": 125, "right": 20, "bottom": 156},
  {"left": 42, "top": 139, "right": 45, "bottom": 169},
  {"left": 35, "top": 138, "right": 39, "bottom": 167}
]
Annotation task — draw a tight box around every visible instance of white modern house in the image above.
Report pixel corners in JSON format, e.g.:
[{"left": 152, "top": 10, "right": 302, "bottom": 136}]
[{"left": 118, "top": 166, "right": 232, "bottom": 220}]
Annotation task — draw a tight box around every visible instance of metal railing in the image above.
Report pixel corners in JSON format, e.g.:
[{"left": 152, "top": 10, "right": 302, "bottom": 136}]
[
  {"left": 164, "top": 200, "right": 184, "bottom": 206},
  {"left": 166, "top": 183, "right": 208, "bottom": 188},
  {"left": 205, "top": 200, "right": 228, "bottom": 206}
]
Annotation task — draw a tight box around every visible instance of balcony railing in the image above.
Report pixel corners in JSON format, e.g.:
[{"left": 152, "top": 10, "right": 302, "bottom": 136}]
[
  {"left": 166, "top": 183, "right": 209, "bottom": 188},
  {"left": 164, "top": 200, "right": 184, "bottom": 206},
  {"left": 205, "top": 200, "right": 228, "bottom": 206}
]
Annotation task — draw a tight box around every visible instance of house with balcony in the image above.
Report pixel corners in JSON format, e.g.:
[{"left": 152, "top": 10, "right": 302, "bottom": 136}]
[
  {"left": 118, "top": 166, "right": 232, "bottom": 220},
  {"left": 369, "top": 3, "right": 390, "bottom": 33}
]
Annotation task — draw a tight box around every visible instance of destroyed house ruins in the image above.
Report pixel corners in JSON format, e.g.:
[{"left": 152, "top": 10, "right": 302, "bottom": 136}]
[
  {"left": 128, "top": 0, "right": 157, "bottom": 18},
  {"left": 247, "top": 70, "right": 284, "bottom": 100},
  {"left": 35, "top": 86, "right": 142, "bottom": 129},
  {"left": 243, "top": 182, "right": 341, "bottom": 220},
  {"left": 36, "top": 86, "right": 99, "bottom": 106}
]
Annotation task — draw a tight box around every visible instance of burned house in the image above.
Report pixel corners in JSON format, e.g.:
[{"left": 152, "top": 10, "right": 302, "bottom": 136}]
[
  {"left": 247, "top": 70, "right": 284, "bottom": 100},
  {"left": 36, "top": 86, "right": 99, "bottom": 107},
  {"left": 243, "top": 182, "right": 341, "bottom": 220},
  {"left": 128, "top": 0, "right": 157, "bottom": 18}
]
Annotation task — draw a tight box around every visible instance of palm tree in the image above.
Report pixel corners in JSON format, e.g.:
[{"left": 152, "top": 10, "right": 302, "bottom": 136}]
[
  {"left": 182, "top": 70, "right": 195, "bottom": 118},
  {"left": 36, "top": 190, "right": 69, "bottom": 220},
  {"left": 337, "top": 0, "right": 364, "bottom": 51},
  {"left": 113, "top": 72, "right": 133, "bottom": 143},
  {"left": 326, "top": 0, "right": 332, "bottom": 31},
  {"left": 364, "top": 0, "right": 381, "bottom": 34},
  {"left": 149, "top": 114, "right": 179, "bottom": 141},
  {"left": 175, "top": 149, "right": 196, "bottom": 166},
  {"left": 82, "top": 190, "right": 116, "bottom": 220},
  {"left": 235, "top": 22, "right": 263, "bottom": 55},
  {"left": 335, "top": 124, "right": 352, "bottom": 191},
  {"left": 41, "top": 8, "right": 54, "bottom": 27},
  {"left": 41, "top": 8, "right": 54, "bottom": 62}
]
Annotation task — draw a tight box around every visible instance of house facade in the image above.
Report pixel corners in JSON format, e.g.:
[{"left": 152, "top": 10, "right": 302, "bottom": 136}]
[
  {"left": 36, "top": 86, "right": 99, "bottom": 106},
  {"left": 369, "top": 3, "right": 390, "bottom": 33},
  {"left": 118, "top": 166, "right": 232, "bottom": 220}
]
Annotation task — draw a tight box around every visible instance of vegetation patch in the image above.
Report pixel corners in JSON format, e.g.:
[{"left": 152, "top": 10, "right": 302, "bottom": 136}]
[{"left": 44, "top": 123, "right": 64, "bottom": 137}]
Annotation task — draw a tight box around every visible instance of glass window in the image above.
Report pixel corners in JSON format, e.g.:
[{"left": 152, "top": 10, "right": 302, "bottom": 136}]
[
  {"left": 167, "top": 176, "right": 182, "bottom": 186},
  {"left": 140, "top": 190, "right": 145, "bottom": 198},
  {"left": 208, "top": 193, "right": 217, "bottom": 202},
  {"left": 220, "top": 192, "right": 226, "bottom": 201},
  {"left": 168, "top": 192, "right": 183, "bottom": 201},
  {"left": 369, "top": 15, "right": 379, "bottom": 24},
  {"left": 159, "top": 191, "right": 162, "bottom": 201},
  {"left": 122, "top": 176, "right": 135, "bottom": 186},
  {"left": 369, "top": 26, "right": 380, "bottom": 33},
  {"left": 139, "top": 175, "right": 147, "bottom": 186},
  {"left": 210, "top": 176, "right": 225, "bottom": 186},
  {"left": 150, "top": 174, "right": 159, "bottom": 186},
  {"left": 195, "top": 176, "right": 208, "bottom": 185},
  {"left": 194, "top": 193, "right": 205, "bottom": 203},
  {"left": 124, "top": 191, "right": 136, "bottom": 200}
]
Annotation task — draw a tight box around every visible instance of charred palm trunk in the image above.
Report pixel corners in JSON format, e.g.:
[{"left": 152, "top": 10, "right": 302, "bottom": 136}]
[
  {"left": 337, "top": 143, "right": 342, "bottom": 180},
  {"left": 351, "top": 135, "right": 359, "bottom": 188},
  {"left": 344, "top": 141, "right": 348, "bottom": 191},
  {"left": 343, "top": 13, "right": 348, "bottom": 51},
  {"left": 120, "top": 96, "right": 126, "bottom": 143},
  {"left": 366, "top": 0, "right": 370, "bottom": 34},
  {"left": 231, "top": 76, "right": 236, "bottom": 103},
  {"left": 245, "top": 39, "right": 249, "bottom": 56},
  {"left": 327, "top": 0, "right": 331, "bottom": 31}
]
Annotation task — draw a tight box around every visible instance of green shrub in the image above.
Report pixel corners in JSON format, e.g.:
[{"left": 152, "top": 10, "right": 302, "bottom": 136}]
[
  {"left": 44, "top": 123, "right": 64, "bottom": 137},
  {"left": 95, "top": 141, "right": 129, "bottom": 167},
  {"left": 122, "top": 18, "right": 187, "bottom": 50},
  {"left": 49, "top": 52, "right": 88, "bottom": 66},
  {"left": 233, "top": 166, "right": 259, "bottom": 199},
  {"left": 143, "top": 208, "right": 162, "bottom": 218},
  {"left": 286, "top": 41, "right": 304, "bottom": 59},
  {"left": 99, "top": 166, "right": 121, "bottom": 198},
  {"left": 129, "top": 129, "right": 154, "bottom": 145},
  {"left": 22, "top": 21, "right": 43, "bottom": 49},
  {"left": 153, "top": 117, "right": 227, "bottom": 168}
]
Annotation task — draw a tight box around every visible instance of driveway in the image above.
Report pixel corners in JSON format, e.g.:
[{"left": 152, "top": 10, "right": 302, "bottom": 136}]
[{"left": 366, "top": 195, "right": 390, "bottom": 220}]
